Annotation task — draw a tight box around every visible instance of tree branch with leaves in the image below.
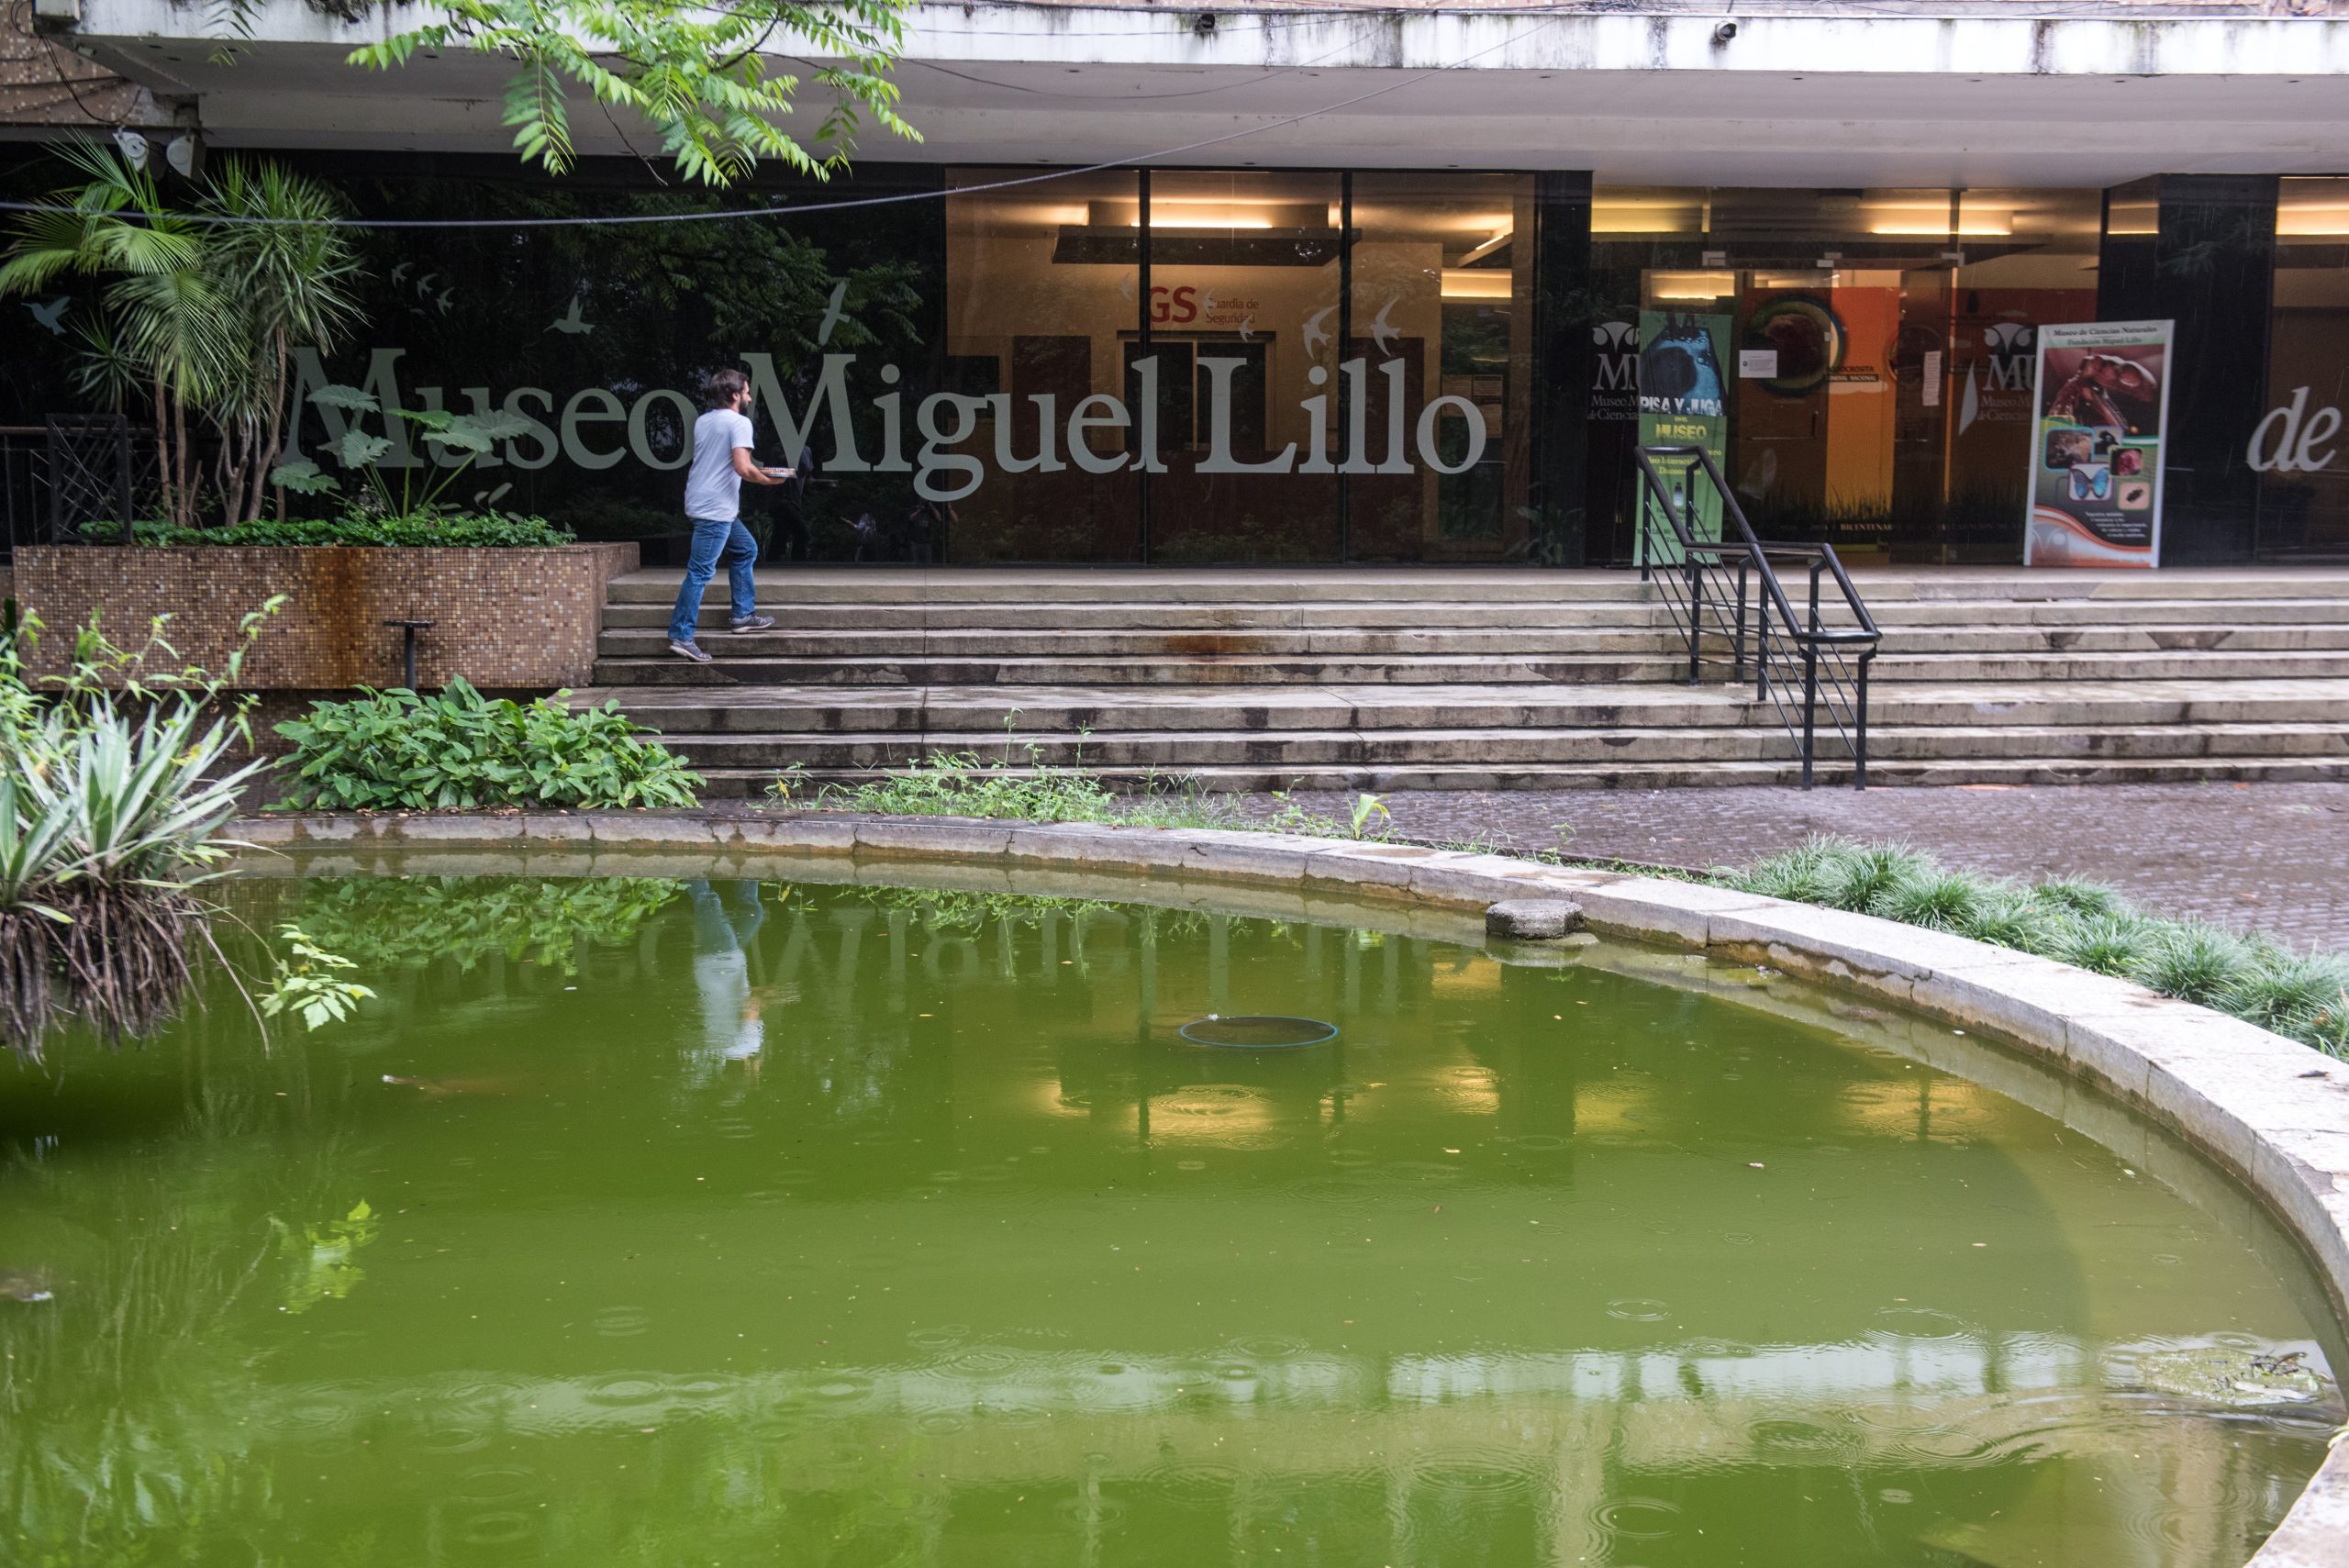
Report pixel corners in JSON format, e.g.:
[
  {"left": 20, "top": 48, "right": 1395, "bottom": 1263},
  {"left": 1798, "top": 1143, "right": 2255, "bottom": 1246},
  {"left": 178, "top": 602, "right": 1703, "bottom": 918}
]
[{"left": 347, "top": 0, "right": 921, "bottom": 187}]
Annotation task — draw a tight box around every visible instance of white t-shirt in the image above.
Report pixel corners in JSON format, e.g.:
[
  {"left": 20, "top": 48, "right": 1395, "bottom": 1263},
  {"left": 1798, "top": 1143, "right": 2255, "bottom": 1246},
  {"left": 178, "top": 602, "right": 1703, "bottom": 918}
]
[
  {"left": 694, "top": 950, "right": 763, "bottom": 1064},
  {"left": 684, "top": 406, "right": 756, "bottom": 521}
]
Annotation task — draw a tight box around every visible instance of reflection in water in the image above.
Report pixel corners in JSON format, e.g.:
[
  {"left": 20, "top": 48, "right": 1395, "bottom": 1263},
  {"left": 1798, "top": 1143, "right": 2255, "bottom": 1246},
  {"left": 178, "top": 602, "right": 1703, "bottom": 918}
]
[
  {"left": 0, "top": 876, "right": 2336, "bottom": 1568},
  {"left": 687, "top": 880, "right": 770, "bottom": 1086}
]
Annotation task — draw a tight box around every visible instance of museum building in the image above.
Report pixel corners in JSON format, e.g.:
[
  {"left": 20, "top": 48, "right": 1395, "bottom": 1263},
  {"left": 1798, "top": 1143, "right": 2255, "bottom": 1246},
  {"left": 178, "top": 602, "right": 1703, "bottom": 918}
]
[{"left": 6, "top": 0, "right": 2349, "bottom": 570}]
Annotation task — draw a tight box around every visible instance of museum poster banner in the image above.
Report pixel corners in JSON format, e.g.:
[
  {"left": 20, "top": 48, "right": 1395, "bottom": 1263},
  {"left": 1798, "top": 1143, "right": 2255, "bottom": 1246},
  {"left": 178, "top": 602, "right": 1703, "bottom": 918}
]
[
  {"left": 1636, "top": 309, "right": 1731, "bottom": 568},
  {"left": 2023, "top": 320, "right": 2175, "bottom": 569}
]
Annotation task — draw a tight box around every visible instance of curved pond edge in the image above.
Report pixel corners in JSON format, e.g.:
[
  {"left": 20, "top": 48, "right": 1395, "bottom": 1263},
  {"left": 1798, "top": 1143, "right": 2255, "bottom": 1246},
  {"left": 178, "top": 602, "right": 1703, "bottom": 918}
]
[{"left": 232, "top": 809, "right": 2349, "bottom": 1564}]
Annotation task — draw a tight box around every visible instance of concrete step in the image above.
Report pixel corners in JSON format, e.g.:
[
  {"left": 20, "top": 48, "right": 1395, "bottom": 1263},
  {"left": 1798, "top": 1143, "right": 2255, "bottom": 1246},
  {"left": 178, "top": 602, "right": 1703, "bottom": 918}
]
[
  {"left": 613, "top": 601, "right": 1681, "bottom": 633},
  {"left": 1841, "top": 573, "right": 2349, "bottom": 604},
  {"left": 588, "top": 653, "right": 1688, "bottom": 686},
  {"left": 684, "top": 753, "right": 2349, "bottom": 797},
  {"left": 595, "top": 647, "right": 2349, "bottom": 687},
  {"left": 625, "top": 596, "right": 2349, "bottom": 635},
  {"left": 595, "top": 568, "right": 2349, "bottom": 792},
  {"left": 1870, "top": 650, "right": 2349, "bottom": 682},
  {"left": 651, "top": 720, "right": 2349, "bottom": 773},
  {"left": 1865, "top": 599, "right": 2349, "bottom": 628},
  {"left": 602, "top": 569, "right": 1663, "bottom": 606},
  {"left": 609, "top": 565, "right": 2349, "bottom": 606},
  {"left": 595, "top": 627, "right": 1689, "bottom": 660},
  {"left": 581, "top": 678, "right": 2349, "bottom": 736},
  {"left": 599, "top": 622, "right": 2349, "bottom": 662}
]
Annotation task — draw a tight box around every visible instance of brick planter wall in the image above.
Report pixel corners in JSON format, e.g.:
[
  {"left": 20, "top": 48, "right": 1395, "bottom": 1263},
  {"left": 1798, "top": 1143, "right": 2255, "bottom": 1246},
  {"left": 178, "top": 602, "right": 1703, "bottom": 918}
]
[{"left": 7, "top": 543, "right": 637, "bottom": 691}]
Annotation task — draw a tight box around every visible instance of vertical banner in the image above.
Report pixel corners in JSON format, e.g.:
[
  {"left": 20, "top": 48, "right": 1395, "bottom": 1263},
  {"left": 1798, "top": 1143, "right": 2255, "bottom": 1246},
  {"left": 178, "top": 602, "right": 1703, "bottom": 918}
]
[
  {"left": 2024, "top": 320, "right": 2174, "bottom": 568},
  {"left": 1637, "top": 309, "right": 1732, "bottom": 568}
]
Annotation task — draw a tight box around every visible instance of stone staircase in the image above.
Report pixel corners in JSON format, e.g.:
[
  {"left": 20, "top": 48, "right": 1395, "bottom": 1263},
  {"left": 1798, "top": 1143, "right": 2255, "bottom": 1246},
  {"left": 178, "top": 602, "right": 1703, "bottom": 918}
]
[{"left": 572, "top": 567, "right": 2349, "bottom": 797}]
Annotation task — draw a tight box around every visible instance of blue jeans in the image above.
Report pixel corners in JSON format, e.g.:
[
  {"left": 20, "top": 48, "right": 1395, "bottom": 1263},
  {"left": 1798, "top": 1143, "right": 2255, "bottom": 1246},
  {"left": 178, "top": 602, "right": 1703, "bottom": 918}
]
[
  {"left": 668, "top": 516, "right": 759, "bottom": 643},
  {"left": 686, "top": 879, "right": 764, "bottom": 956}
]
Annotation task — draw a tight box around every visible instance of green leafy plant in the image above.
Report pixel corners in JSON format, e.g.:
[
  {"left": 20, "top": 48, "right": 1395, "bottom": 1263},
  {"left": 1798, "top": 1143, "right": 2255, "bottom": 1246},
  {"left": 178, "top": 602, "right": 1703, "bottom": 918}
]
[
  {"left": 260, "top": 923, "right": 375, "bottom": 1031},
  {"left": 342, "top": 0, "right": 920, "bottom": 186},
  {"left": 274, "top": 679, "right": 702, "bottom": 811},
  {"left": 1349, "top": 793, "right": 1392, "bottom": 840},
  {"left": 271, "top": 1200, "right": 379, "bottom": 1314},
  {"left": 269, "top": 383, "right": 534, "bottom": 520},
  {"left": 845, "top": 884, "right": 1116, "bottom": 936},
  {"left": 0, "top": 143, "right": 364, "bottom": 528},
  {"left": 796, "top": 723, "right": 1249, "bottom": 830},
  {"left": 1258, "top": 790, "right": 1344, "bottom": 837},
  {"left": 86, "top": 511, "right": 575, "bottom": 549},
  {"left": 289, "top": 875, "right": 682, "bottom": 975}
]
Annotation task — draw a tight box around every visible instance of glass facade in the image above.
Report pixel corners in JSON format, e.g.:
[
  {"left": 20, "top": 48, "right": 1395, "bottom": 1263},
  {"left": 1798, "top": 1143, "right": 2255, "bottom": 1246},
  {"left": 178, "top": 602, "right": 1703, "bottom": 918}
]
[
  {"left": 2261, "top": 176, "right": 2349, "bottom": 559},
  {"left": 936, "top": 168, "right": 1542, "bottom": 562},
  {"left": 2, "top": 150, "right": 2345, "bottom": 568},
  {"left": 1584, "top": 185, "right": 2105, "bottom": 566}
]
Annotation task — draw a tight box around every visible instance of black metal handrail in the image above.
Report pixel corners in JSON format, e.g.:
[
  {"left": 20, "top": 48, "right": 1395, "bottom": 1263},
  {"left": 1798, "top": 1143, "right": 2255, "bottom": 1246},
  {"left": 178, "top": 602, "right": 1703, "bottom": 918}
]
[{"left": 1631, "top": 445, "right": 1882, "bottom": 788}]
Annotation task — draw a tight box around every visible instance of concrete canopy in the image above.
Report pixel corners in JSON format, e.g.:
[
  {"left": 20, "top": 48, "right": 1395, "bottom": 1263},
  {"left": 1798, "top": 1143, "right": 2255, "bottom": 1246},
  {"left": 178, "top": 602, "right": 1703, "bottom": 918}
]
[{"left": 21, "top": 0, "right": 2349, "bottom": 186}]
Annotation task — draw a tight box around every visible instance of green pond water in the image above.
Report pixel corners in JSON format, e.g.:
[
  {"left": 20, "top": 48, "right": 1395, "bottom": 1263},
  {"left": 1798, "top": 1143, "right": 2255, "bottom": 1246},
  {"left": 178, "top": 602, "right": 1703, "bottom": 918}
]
[{"left": 1, "top": 872, "right": 2341, "bottom": 1568}]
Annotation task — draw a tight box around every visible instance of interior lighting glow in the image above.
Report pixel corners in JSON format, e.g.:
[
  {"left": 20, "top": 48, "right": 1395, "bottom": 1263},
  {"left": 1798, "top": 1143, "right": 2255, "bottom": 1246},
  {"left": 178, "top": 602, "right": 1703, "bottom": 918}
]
[
  {"left": 1871, "top": 220, "right": 2013, "bottom": 237},
  {"left": 1648, "top": 270, "right": 1736, "bottom": 300},
  {"left": 1441, "top": 269, "right": 1512, "bottom": 300},
  {"left": 2279, "top": 207, "right": 2349, "bottom": 238}
]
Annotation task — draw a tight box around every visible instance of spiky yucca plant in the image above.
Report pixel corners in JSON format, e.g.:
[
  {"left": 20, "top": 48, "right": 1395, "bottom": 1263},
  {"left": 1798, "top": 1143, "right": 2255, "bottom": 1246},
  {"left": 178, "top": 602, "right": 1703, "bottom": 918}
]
[{"left": 0, "top": 606, "right": 274, "bottom": 1055}]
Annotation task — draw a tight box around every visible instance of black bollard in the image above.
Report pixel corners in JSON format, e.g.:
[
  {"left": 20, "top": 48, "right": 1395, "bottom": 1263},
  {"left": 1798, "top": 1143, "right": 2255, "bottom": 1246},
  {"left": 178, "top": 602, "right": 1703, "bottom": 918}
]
[{"left": 383, "top": 618, "right": 434, "bottom": 690}]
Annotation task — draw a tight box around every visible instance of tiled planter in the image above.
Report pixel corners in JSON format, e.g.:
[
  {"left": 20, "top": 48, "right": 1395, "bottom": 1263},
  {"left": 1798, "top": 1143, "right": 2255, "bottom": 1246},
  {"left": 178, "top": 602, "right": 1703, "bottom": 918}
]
[{"left": 8, "top": 542, "right": 638, "bottom": 691}]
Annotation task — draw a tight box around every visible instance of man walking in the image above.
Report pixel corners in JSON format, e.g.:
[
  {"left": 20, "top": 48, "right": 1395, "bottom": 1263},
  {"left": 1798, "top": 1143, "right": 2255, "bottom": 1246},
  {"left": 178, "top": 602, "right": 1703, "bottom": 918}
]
[{"left": 670, "top": 368, "right": 794, "bottom": 662}]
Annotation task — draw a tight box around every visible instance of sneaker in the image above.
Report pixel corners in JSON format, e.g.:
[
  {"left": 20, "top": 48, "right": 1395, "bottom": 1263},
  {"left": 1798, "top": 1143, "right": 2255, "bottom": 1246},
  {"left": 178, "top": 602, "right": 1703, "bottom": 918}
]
[
  {"left": 729, "top": 614, "right": 775, "bottom": 632},
  {"left": 668, "top": 639, "right": 713, "bottom": 663}
]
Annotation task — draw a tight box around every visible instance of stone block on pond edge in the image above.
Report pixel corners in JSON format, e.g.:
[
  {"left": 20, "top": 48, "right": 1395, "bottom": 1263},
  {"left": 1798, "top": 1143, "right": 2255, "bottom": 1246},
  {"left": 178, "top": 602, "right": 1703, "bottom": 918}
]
[{"left": 1485, "top": 899, "right": 1586, "bottom": 941}]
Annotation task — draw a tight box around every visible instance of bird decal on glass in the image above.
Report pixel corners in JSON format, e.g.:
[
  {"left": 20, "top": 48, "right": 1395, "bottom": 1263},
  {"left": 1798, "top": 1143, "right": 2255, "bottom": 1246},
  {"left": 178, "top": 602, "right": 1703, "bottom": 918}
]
[
  {"left": 817, "top": 280, "right": 849, "bottom": 347},
  {"left": 1301, "top": 305, "right": 1334, "bottom": 356},
  {"left": 549, "top": 289, "right": 595, "bottom": 336}
]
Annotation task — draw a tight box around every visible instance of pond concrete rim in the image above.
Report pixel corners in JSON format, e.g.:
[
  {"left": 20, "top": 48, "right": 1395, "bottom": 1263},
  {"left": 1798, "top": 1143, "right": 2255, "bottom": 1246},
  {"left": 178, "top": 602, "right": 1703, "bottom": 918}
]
[{"left": 231, "top": 809, "right": 2349, "bottom": 1563}]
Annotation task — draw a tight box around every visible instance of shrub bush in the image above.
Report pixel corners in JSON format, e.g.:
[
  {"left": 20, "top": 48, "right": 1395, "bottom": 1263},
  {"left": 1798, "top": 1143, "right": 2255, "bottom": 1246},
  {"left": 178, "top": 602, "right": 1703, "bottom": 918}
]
[
  {"left": 1721, "top": 836, "right": 2349, "bottom": 1057},
  {"left": 86, "top": 511, "right": 574, "bottom": 549},
  {"left": 273, "top": 679, "right": 700, "bottom": 811}
]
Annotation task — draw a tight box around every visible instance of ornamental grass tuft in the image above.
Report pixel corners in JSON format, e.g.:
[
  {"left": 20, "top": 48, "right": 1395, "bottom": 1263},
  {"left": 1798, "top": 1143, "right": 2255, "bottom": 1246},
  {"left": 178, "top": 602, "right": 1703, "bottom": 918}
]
[
  {"left": 2052, "top": 912, "right": 2158, "bottom": 978},
  {"left": 1723, "top": 836, "right": 2349, "bottom": 1058},
  {"left": 1867, "top": 867, "right": 1986, "bottom": 933},
  {"left": 2134, "top": 921, "right": 2262, "bottom": 1010},
  {"left": 1954, "top": 887, "right": 2065, "bottom": 954}
]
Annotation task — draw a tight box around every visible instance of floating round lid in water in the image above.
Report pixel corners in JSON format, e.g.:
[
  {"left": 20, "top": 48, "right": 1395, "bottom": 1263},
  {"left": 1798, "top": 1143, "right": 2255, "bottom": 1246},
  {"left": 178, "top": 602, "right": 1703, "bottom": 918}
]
[{"left": 1177, "top": 1015, "right": 1338, "bottom": 1050}]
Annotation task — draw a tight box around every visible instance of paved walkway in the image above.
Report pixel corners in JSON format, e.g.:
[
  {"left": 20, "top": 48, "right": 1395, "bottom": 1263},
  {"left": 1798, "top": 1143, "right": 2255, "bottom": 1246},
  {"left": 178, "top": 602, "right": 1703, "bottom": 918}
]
[{"left": 1241, "top": 782, "right": 2349, "bottom": 950}]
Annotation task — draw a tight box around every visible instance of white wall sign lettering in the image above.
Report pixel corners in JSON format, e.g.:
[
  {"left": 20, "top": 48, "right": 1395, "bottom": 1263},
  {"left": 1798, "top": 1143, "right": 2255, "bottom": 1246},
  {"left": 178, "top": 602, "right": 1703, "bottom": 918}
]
[
  {"left": 2248, "top": 386, "right": 2343, "bottom": 474},
  {"left": 289, "top": 347, "right": 1483, "bottom": 505}
]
